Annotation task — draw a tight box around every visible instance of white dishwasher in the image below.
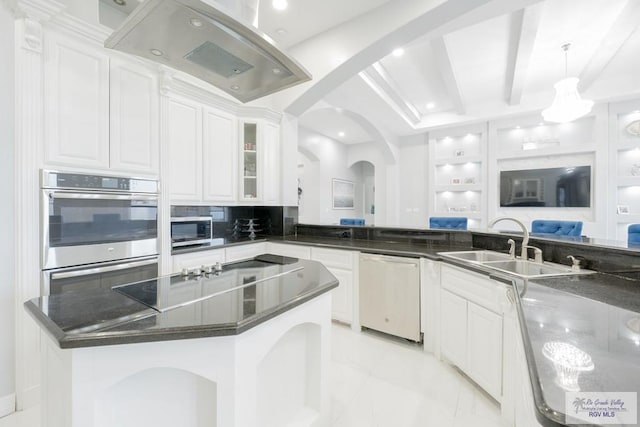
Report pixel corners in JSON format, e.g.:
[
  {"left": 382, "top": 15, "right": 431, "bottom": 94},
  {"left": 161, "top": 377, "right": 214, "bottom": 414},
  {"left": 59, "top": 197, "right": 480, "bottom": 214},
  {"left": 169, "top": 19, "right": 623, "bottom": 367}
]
[{"left": 359, "top": 253, "right": 421, "bottom": 342}]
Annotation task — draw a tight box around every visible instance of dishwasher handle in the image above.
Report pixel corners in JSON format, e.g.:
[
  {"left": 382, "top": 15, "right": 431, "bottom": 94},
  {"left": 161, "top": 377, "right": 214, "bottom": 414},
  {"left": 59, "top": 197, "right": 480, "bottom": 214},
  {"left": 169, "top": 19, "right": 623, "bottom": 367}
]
[{"left": 360, "top": 254, "right": 418, "bottom": 267}]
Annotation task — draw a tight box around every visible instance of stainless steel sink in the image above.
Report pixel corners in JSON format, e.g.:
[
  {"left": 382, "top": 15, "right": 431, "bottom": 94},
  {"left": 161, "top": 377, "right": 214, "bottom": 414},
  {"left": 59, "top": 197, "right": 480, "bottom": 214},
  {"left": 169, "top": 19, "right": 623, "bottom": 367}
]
[
  {"left": 480, "top": 260, "right": 582, "bottom": 278},
  {"left": 439, "top": 250, "right": 596, "bottom": 278},
  {"left": 438, "top": 250, "right": 513, "bottom": 263}
]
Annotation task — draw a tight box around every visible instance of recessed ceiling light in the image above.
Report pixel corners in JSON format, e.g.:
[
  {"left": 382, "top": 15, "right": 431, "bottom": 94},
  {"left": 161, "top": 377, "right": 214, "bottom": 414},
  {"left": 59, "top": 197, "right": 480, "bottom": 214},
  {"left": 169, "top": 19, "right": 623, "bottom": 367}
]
[
  {"left": 190, "top": 18, "right": 203, "bottom": 28},
  {"left": 538, "top": 122, "right": 545, "bottom": 126},
  {"left": 392, "top": 48, "right": 404, "bottom": 57},
  {"left": 275, "top": 28, "right": 287, "bottom": 35},
  {"left": 272, "top": 0, "right": 288, "bottom": 11},
  {"left": 231, "top": 85, "right": 240, "bottom": 91},
  {"left": 338, "top": 132, "right": 345, "bottom": 137},
  {"left": 113, "top": 0, "right": 126, "bottom": 6},
  {"left": 515, "top": 125, "right": 521, "bottom": 129},
  {"left": 150, "top": 49, "right": 163, "bottom": 56},
  {"left": 272, "top": 68, "right": 282, "bottom": 75},
  {"left": 426, "top": 102, "right": 435, "bottom": 110}
]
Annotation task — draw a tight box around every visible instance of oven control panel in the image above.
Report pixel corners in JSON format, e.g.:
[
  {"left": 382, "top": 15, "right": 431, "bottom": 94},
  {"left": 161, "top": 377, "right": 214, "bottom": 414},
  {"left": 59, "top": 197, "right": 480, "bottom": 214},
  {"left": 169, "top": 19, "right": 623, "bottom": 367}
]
[{"left": 41, "top": 170, "right": 158, "bottom": 193}]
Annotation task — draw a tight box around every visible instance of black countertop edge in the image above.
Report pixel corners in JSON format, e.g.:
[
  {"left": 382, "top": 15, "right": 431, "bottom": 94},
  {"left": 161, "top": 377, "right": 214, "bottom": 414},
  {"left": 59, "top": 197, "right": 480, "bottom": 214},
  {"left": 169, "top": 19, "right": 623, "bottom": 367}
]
[{"left": 29, "top": 279, "right": 338, "bottom": 350}]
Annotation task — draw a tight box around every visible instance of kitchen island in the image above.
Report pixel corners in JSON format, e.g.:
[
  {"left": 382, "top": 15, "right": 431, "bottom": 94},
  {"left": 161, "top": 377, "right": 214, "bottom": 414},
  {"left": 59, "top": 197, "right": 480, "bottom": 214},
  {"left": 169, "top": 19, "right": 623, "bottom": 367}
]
[{"left": 25, "top": 255, "right": 338, "bottom": 427}]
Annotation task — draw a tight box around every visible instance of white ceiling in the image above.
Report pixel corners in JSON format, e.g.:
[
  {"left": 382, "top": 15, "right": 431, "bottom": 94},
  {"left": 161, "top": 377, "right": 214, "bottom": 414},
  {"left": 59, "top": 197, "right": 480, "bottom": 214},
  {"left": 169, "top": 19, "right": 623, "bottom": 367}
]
[
  {"left": 256, "top": 0, "right": 393, "bottom": 49},
  {"left": 263, "top": 0, "right": 640, "bottom": 144}
]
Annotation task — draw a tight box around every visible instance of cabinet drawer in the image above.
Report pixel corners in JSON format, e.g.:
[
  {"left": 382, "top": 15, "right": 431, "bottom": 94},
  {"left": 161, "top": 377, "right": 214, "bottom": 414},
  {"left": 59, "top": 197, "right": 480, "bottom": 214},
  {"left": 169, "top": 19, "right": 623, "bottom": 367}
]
[
  {"left": 311, "top": 247, "right": 354, "bottom": 269},
  {"left": 267, "top": 243, "right": 311, "bottom": 260},
  {"left": 441, "top": 264, "right": 503, "bottom": 313},
  {"left": 225, "top": 242, "right": 267, "bottom": 263}
]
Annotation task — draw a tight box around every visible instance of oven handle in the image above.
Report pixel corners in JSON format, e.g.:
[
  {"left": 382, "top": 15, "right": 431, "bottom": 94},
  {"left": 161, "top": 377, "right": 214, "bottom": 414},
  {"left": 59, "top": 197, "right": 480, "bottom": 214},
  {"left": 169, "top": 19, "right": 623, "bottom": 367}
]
[
  {"left": 50, "top": 258, "right": 158, "bottom": 280},
  {"left": 47, "top": 191, "right": 158, "bottom": 202}
]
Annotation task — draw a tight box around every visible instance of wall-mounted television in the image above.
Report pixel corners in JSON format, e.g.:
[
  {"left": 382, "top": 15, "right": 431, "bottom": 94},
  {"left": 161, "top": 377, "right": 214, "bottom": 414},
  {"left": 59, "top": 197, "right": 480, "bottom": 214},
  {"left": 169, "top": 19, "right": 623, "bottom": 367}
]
[{"left": 499, "top": 166, "right": 591, "bottom": 208}]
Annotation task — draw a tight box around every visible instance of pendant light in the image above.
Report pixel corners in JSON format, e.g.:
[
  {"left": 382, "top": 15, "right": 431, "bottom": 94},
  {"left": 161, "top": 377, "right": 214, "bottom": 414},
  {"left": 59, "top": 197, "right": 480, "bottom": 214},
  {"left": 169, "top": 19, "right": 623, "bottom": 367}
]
[{"left": 541, "top": 43, "right": 593, "bottom": 123}]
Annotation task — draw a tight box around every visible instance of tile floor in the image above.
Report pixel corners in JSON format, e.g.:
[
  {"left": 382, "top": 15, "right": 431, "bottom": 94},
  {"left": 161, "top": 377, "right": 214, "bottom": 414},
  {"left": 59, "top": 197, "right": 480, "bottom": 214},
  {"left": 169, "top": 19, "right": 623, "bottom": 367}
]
[{"left": 0, "top": 323, "right": 506, "bottom": 427}]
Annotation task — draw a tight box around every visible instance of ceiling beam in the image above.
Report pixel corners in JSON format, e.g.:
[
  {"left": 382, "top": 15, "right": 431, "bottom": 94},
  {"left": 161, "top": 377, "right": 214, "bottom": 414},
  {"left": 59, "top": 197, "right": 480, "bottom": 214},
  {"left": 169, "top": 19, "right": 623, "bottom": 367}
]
[
  {"left": 359, "top": 63, "right": 422, "bottom": 125},
  {"left": 579, "top": 0, "right": 640, "bottom": 92},
  {"left": 504, "top": 4, "right": 543, "bottom": 106},
  {"left": 430, "top": 36, "right": 465, "bottom": 115}
]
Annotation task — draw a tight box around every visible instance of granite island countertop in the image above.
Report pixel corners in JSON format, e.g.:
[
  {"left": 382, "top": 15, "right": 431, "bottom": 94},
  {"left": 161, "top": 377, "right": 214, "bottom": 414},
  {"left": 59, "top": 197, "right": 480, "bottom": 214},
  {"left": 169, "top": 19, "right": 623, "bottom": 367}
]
[{"left": 25, "top": 255, "right": 338, "bottom": 349}]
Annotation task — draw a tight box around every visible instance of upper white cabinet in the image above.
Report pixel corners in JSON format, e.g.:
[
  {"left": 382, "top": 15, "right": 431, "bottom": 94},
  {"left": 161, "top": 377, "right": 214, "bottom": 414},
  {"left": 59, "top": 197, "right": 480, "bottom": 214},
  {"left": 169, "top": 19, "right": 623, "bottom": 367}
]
[
  {"left": 44, "top": 32, "right": 110, "bottom": 169},
  {"left": 44, "top": 31, "right": 160, "bottom": 175},
  {"left": 167, "top": 96, "right": 203, "bottom": 201},
  {"left": 203, "top": 108, "right": 238, "bottom": 202},
  {"left": 109, "top": 57, "right": 159, "bottom": 175},
  {"left": 167, "top": 95, "right": 239, "bottom": 204},
  {"left": 262, "top": 122, "right": 281, "bottom": 205},
  {"left": 239, "top": 120, "right": 281, "bottom": 205}
]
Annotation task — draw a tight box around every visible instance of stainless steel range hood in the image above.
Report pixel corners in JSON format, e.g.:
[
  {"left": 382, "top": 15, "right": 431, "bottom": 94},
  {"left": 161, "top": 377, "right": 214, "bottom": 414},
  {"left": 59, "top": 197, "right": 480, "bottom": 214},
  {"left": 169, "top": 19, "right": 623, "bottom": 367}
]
[{"left": 104, "top": 0, "right": 311, "bottom": 103}]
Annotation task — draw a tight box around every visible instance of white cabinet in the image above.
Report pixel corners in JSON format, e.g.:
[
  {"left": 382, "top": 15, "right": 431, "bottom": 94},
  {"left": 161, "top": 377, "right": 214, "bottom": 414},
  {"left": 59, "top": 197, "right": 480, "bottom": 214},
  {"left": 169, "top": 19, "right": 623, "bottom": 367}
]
[
  {"left": 166, "top": 96, "right": 242, "bottom": 204},
  {"left": 172, "top": 249, "right": 225, "bottom": 273},
  {"left": 167, "top": 96, "right": 202, "bottom": 201},
  {"left": 266, "top": 243, "right": 311, "bottom": 259},
  {"left": 439, "top": 264, "right": 505, "bottom": 401},
  {"left": 238, "top": 120, "right": 281, "bottom": 204},
  {"left": 44, "top": 32, "right": 160, "bottom": 174},
  {"left": 225, "top": 242, "right": 267, "bottom": 263},
  {"left": 440, "top": 289, "right": 467, "bottom": 368},
  {"left": 311, "top": 247, "right": 357, "bottom": 325},
  {"left": 203, "top": 108, "right": 238, "bottom": 202},
  {"left": 44, "top": 32, "right": 110, "bottom": 169},
  {"left": 109, "top": 57, "right": 159, "bottom": 174},
  {"left": 467, "top": 301, "right": 503, "bottom": 399},
  {"left": 262, "top": 122, "right": 281, "bottom": 205}
]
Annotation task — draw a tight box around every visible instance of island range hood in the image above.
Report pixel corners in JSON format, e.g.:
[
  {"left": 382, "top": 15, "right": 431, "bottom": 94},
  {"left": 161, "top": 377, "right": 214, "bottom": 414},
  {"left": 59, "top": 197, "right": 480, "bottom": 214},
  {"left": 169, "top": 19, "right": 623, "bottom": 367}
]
[{"left": 104, "top": 0, "right": 311, "bottom": 103}]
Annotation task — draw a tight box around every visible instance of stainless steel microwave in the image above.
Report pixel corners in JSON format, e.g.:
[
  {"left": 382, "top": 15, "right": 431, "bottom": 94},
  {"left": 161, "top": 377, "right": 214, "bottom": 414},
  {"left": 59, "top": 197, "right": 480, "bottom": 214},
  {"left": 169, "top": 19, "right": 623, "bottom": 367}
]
[{"left": 171, "top": 217, "right": 213, "bottom": 248}]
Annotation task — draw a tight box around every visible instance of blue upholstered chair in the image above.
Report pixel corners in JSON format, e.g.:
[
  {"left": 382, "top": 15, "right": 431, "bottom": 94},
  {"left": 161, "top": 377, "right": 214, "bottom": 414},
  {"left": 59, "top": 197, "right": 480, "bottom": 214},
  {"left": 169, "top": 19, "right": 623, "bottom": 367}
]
[
  {"left": 531, "top": 220, "right": 583, "bottom": 237},
  {"left": 340, "top": 218, "right": 365, "bottom": 226},
  {"left": 628, "top": 224, "right": 640, "bottom": 244},
  {"left": 429, "top": 217, "right": 468, "bottom": 230}
]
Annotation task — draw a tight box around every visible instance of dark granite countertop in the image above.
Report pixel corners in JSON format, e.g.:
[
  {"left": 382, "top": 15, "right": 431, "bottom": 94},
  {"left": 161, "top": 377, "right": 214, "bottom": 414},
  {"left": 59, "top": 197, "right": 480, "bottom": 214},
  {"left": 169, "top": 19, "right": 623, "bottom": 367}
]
[
  {"left": 25, "top": 255, "right": 338, "bottom": 349},
  {"left": 514, "top": 274, "right": 640, "bottom": 427}
]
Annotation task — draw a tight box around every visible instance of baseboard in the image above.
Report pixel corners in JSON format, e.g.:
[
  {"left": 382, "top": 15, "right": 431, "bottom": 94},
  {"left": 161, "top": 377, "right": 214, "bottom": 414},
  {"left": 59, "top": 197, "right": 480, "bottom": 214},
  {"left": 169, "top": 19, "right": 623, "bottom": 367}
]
[{"left": 0, "top": 393, "right": 16, "bottom": 418}]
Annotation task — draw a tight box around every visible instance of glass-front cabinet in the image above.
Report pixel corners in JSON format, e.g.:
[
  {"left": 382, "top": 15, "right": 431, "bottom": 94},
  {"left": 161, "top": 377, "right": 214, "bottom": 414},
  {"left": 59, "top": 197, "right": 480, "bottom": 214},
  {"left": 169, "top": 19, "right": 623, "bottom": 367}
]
[{"left": 240, "top": 122, "right": 259, "bottom": 201}]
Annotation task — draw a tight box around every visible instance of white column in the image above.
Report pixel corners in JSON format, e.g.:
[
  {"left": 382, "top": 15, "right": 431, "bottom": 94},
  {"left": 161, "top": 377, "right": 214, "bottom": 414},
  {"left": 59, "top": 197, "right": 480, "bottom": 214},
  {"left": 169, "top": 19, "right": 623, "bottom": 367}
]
[{"left": 13, "top": 0, "right": 65, "bottom": 409}]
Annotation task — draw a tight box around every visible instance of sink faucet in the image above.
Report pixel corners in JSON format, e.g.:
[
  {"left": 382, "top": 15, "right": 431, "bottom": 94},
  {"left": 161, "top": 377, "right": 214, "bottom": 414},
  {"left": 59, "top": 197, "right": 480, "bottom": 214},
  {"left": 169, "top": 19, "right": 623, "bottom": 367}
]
[{"left": 488, "top": 217, "right": 530, "bottom": 260}]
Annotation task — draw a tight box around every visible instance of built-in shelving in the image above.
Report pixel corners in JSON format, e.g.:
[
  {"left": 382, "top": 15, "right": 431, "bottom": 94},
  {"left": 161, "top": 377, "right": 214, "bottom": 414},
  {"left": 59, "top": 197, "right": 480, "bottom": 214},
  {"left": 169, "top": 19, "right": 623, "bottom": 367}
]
[
  {"left": 609, "top": 100, "right": 640, "bottom": 241},
  {"left": 428, "top": 124, "right": 488, "bottom": 229}
]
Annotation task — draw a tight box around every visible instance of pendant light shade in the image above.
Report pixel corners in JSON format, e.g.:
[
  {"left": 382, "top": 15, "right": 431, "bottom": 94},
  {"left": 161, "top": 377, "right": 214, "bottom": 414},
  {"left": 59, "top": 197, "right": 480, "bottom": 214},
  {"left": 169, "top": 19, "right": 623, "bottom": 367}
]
[
  {"left": 541, "top": 44, "right": 593, "bottom": 123},
  {"left": 541, "top": 77, "right": 594, "bottom": 123}
]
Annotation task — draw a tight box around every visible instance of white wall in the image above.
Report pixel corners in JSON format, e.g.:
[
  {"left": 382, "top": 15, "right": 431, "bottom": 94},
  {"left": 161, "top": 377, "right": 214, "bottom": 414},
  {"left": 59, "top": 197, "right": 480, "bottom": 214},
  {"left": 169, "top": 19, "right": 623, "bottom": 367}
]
[
  {"left": 0, "top": 1, "right": 15, "bottom": 410},
  {"left": 297, "top": 128, "right": 362, "bottom": 225},
  {"left": 397, "top": 134, "right": 429, "bottom": 228}
]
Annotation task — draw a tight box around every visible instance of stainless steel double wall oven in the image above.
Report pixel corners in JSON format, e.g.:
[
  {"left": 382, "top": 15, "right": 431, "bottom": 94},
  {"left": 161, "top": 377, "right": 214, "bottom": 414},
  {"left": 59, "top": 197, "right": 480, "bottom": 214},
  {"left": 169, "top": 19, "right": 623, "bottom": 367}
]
[{"left": 41, "top": 170, "right": 159, "bottom": 295}]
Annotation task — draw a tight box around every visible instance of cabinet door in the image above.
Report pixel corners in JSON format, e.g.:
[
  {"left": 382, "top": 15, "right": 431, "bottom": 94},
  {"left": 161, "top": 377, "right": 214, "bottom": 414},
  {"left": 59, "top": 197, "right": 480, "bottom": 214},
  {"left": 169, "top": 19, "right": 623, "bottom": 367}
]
[
  {"left": 239, "top": 122, "right": 259, "bottom": 201},
  {"left": 203, "top": 108, "right": 237, "bottom": 202},
  {"left": 262, "top": 122, "right": 281, "bottom": 205},
  {"left": 44, "top": 33, "right": 109, "bottom": 168},
  {"left": 167, "top": 97, "right": 202, "bottom": 202},
  {"left": 266, "top": 243, "right": 311, "bottom": 259},
  {"left": 109, "top": 57, "right": 159, "bottom": 174},
  {"left": 225, "top": 242, "right": 267, "bottom": 263},
  {"left": 328, "top": 267, "right": 352, "bottom": 324},
  {"left": 440, "top": 289, "right": 467, "bottom": 369},
  {"left": 467, "top": 301, "right": 503, "bottom": 400}
]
